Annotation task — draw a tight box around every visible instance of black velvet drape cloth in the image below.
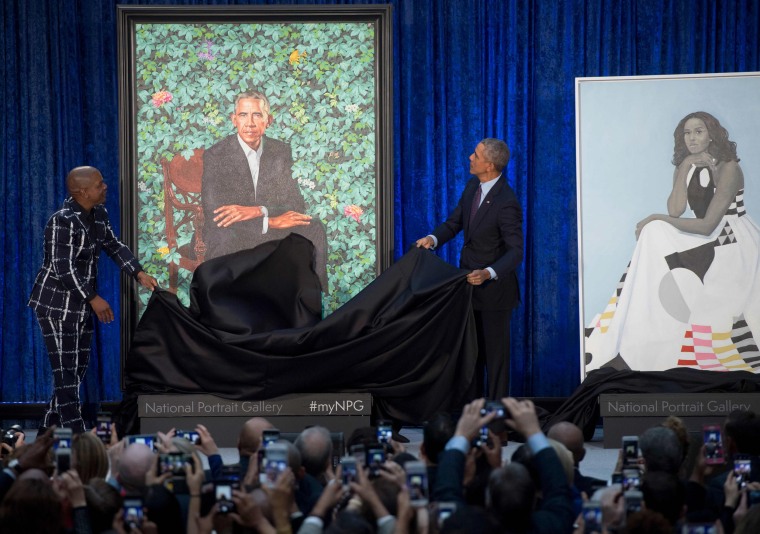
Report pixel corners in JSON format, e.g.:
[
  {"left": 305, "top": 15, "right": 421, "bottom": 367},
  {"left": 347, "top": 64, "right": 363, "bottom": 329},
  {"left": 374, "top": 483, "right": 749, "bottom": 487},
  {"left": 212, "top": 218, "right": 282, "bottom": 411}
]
[
  {"left": 546, "top": 368, "right": 760, "bottom": 440},
  {"left": 126, "top": 234, "right": 478, "bottom": 424}
]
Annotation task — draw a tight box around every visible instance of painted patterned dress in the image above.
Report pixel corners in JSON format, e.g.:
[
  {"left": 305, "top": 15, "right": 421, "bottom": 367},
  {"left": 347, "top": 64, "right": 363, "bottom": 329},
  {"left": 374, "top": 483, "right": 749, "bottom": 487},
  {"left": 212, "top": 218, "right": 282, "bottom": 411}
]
[{"left": 585, "top": 164, "right": 760, "bottom": 372}]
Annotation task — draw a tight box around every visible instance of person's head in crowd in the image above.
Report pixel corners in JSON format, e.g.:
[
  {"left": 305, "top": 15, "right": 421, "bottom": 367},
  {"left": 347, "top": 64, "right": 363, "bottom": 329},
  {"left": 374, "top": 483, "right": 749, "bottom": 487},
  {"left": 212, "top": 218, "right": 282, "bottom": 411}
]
[
  {"left": 639, "top": 426, "right": 682, "bottom": 474},
  {"left": 486, "top": 461, "right": 536, "bottom": 532},
  {"left": 85, "top": 478, "right": 123, "bottom": 533},
  {"left": 144, "top": 483, "right": 183, "bottom": 534},
  {"left": 421, "top": 412, "right": 455, "bottom": 465},
  {"left": 0, "top": 478, "right": 62, "bottom": 534},
  {"left": 237, "top": 417, "right": 274, "bottom": 457},
  {"left": 464, "top": 451, "right": 492, "bottom": 508},
  {"left": 641, "top": 470, "right": 685, "bottom": 526},
  {"left": 295, "top": 425, "right": 333, "bottom": 482},
  {"left": 622, "top": 509, "right": 673, "bottom": 534},
  {"left": 361, "top": 477, "right": 399, "bottom": 521},
  {"left": 117, "top": 442, "right": 155, "bottom": 493},
  {"left": 280, "top": 438, "right": 303, "bottom": 475},
  {"left": 547, "top": 421, "right": 586, "bottom": 468},
  {"left": 440, "top": 503, "right": 497, "bottom": 534},
  {"left": 661, "top": 415, "right": 689, "bottom": 467},
  {"left": 509, "top": 444, "right": 539, "bottom": 483},
  {"left": 736, "top": 502, "right": 760, "bottom": 534},
  {"left": 725, "top": 409, "right": 760, "bottom": 456},
  {"left": 325, "top": 510, "right": 374, "bottom": 534},
  {"left": 18, "top": 468, "right": 51, "bottom": 482},
  {"left": 391, "top": 451, "right": 418, "bottom": 469},
  {"left": 346, "top": 426, "right": 378, "bottom": 451},
  {"left": 72, "top": 431, "right": 109, "bottom": 484}
]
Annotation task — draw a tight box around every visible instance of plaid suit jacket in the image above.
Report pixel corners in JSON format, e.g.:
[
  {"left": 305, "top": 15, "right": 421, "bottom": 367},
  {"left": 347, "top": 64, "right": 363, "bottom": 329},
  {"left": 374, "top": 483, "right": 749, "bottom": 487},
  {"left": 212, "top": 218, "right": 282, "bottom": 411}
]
[{"left": 28, "top": 197, "right": 142, "bottom": 322}]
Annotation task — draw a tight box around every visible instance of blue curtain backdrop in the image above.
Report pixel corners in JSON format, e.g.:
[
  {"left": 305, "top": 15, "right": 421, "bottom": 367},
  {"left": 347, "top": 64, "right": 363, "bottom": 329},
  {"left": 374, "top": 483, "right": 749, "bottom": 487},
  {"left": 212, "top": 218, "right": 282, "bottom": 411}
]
[{"left": 2, "top": 0, "right": 759, "bottom": 411}]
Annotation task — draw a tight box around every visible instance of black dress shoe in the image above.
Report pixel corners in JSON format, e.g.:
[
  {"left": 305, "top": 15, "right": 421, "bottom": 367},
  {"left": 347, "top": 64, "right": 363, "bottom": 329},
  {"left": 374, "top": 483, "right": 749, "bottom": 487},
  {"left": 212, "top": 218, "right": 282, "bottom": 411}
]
[{"left": 392, "top": 430, "right": 410, "bottom": 443}]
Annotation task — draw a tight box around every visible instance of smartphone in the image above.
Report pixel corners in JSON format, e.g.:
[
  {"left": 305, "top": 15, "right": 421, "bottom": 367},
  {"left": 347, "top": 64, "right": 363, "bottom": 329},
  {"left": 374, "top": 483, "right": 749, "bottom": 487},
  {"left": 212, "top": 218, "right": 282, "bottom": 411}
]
[
  {"left": 681, "top": 524, "right": 718, "bottom": 534},
  {"left": 734, "top": 457, "right": 752, "bottom": 488},
  {"left": 702, "top": 425, "right": 724, "bottom": 465},
  {"left": 405, "top": 461, "right": 429, "bottom": 506},
  {"left": 435, "top": 502, "right": 457, "bottom": 529},
  {"left": 624, "top": 490, "right": 643, "bottom": 518},
  {"left": 622, "top": 469, "right": 641, "bottom": 491},
  {"left": 367, "top": 447, "right": 386, "bottom": 477},
  {"left": 262, "top": 429, "right": 280, "bottom": 447},
  {"left": 350, "top": 444, "right": 366, "bottom": 467},
  {"left": 260, "top": 443, "right": 288, "bottom": 488},
  {"left": 95, "top": 413, "right": 112, "bottom": 445},
  {"left": 123, "top": 497, "right": 144, "bottom": 530},
  {"left": 611, "top": 472, "right": 623, "bottom": 485},
  {"left": 622, "top": 436, "right": 639, "bottom": 467},
  {"left": 214, "top": 482, "right": 236, "bottom": 514},
  {"left": 158, "top": 452, "right": 192, "bottom": 477},
  {"left": 479, "top": 400, "right": 506, "bottom": 418},
  {"left": 377, "top": 421, "right": 393, "bottom": 445},
  {"left": 583, "top": 501, "right": 603, "bottom": 534},
  {"left": 749, "top": 490, "right": 760, "bottom": 508},
  {"left": 127, "top": 434, "right": 156, "bottom": 451},
  {"left": 53, "top": 428, "right": 73, "bottom": 450},
  {"left": 176, "top": 429, "right": 201, "bottom": 445},
  {"left": 475, "top": 425, "right": 489, "bottom": 448},
  {"left": 55, "top": 447, "right": 71, "bottom": 473},
  {"left": 340, "top": 456, "right": 358, "bottom": 486}
]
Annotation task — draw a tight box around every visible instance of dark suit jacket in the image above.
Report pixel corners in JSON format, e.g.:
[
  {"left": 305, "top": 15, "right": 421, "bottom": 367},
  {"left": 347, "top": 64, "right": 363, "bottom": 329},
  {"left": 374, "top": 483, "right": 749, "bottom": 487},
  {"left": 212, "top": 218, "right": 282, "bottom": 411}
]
[
  {"left": 202, "top": 134, "right": 306, "bottom": 259},
  {"left": 28, "top": 198, "right": 142, "bottom": 322},
  {"left": 432, "top": 176, "right": 523, "bottom": 311}
]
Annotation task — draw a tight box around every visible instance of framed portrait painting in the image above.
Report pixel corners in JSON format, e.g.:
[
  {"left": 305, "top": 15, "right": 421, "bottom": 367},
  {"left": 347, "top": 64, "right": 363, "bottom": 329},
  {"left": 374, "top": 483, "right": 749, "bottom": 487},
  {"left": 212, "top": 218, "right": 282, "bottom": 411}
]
[
  {"left": 577, "top": 72, "right": 760, "bottom": 379},
  {"left": 117, "top": 5, "right": 393, "bottom": 365}
]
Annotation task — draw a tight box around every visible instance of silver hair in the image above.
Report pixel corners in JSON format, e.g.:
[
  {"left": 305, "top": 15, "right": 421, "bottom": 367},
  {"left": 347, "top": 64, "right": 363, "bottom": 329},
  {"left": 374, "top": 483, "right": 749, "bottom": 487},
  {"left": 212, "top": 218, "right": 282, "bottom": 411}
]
[
  {"left": 480, "top": 138, "right": 510, "bottom": 171},
  {"left": 234, "top": 91, "right": 271, "bottom": 117}
]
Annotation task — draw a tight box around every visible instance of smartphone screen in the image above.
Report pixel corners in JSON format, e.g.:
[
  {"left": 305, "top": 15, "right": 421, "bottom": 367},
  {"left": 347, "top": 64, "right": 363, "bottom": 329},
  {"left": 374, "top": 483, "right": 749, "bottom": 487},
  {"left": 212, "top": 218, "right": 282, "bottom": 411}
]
[
  {"left": 177, "top": 429, "right": 200, "bottom": 445},
  {"left": 476, "top": 425, "right": 489, "bottom": 448},
  {"left": 583, "top": 501, "right": 603, "bottom": 534},
  {"left": 734, "top": 458, "right": 752, "bottom": 488},
  {"left": 158, "top": 452, "right": 192, "bottom": 477},
  {"left": 262, "top": 429, "right": 280, "bottom": 447},
  {"left": 480, "top": 400, "right": 506, "bottom": 418},
  {"left": 341, "top": 456, "right": 358, "bottom": 486},
  {"left": 377, "top": 422, "right": 393, "bottom": 444},
  {"left": 95, "top": 414, "right": 112, "bottom": 445},
  {"left": 123, "top": 498, "right": 144, "bottom": 530},
  {"left": 54, "top": 428, "right": 73, "bottom": 450},
  {"left": 436, "top": 502, "right": 457, "bottom": 528},
  {"left": 367, "top": 448, "right": 386, "bottom": 477},
  {"left": 127, "top": 434, "right": 156, "bottom": 451},
  {"left": 214, "top": 483, "right": 235, "bottom": 514},
  {"left": 624, "top": 490, "right": 643, "bottom": 517},
  {"left": 260, "top": 443, "right": 288, "bottom": 487},
  {"left": 622, "top": 469, "right": 641, "bottom": 491},
  {"left": 405, "top": 461, "right": 429, "bottom": 506},
  {"left": 703, "top": 425, "right": 724, "bottom": 465},
  {"left": 622, "top": 436, "right": 639, "bottom": 467}
]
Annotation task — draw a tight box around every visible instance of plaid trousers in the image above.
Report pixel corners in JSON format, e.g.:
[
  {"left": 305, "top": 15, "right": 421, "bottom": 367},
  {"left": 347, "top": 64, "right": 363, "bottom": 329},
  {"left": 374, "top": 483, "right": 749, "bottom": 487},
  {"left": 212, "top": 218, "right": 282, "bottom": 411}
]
[{"left": 36, "top": 313, "right": 93, "bottom": 433}]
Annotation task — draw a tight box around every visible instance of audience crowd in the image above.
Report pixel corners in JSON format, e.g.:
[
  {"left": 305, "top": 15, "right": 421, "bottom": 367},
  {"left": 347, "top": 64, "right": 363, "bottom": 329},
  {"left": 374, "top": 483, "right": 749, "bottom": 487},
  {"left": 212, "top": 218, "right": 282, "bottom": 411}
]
[{"left": 1, "top": 398, "right": 759, "bottom": 533}]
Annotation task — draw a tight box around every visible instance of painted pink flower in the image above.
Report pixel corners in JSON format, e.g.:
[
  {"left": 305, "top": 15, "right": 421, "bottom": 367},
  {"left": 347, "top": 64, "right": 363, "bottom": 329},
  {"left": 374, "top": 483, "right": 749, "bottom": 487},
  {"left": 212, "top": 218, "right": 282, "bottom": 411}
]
[
  {"left": 344, "top": 204, "right": 363, "bottom": 222},
  {"left": 151, "top": 91, "right": 173, "bottom": 108}
]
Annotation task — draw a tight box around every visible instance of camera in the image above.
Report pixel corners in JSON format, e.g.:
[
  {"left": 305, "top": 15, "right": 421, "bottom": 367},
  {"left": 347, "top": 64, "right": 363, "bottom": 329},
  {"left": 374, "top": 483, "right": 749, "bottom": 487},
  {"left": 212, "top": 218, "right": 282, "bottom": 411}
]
[
  {"left": 340, "top": 456, "right": 358, "bottom": 486},
  {"left": 377, "top": 421, "right": 393, "bottom": 445},
  {"left": 95, "top": 413, "right": 112, "bottom": 445},
  {"left": 1, "top": 425, "right": 22, "bottom": 447},
  {"left": 55, "top": 447, "right": 71, "bottom": 473},
  {"left": 622, "top": 435, "right": 639, "bottom": 468},
  {"left": 158, "top": 452, "right": 193, "bottom": 477},
  {"left": 367, "top": 447, "right": 386, "bottom": 478},
  {"left": 260, "top": 443, "right": 288, "bottom": 488},
  {"left": 176, "top": 429, "right": 201, "bottom": 445},
  {"left": 215, "top": 482, "right": 236, "bottom": 514},
  {"left": 405, "top": 461, "right": 429, "bottom": 506},
  {"left": 123, "top": 497, "right": 144, "bottom": 530},
  {"left": 480, "top": 400, "right": 506, "bottom": 418},
  {"left": 582, "top": 501, "right": 603, "bottom": 534},
  {"left": 703, "top": 425, "right": 724, "bottom": 465}
]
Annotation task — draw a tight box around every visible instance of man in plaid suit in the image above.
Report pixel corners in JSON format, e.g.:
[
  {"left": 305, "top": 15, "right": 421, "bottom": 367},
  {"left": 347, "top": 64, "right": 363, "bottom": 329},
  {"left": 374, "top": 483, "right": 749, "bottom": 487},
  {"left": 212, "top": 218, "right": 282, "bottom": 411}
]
[{"left": 28, "top": 166, "right": 158, "bottom": 432}]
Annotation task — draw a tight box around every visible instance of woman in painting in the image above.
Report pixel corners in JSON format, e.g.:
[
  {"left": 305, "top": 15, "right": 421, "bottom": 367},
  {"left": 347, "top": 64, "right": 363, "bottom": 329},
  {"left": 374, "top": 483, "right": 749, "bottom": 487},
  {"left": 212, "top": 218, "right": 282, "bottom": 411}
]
[{"left": 585, "top": 111, "right": 760, "bottom": 372}]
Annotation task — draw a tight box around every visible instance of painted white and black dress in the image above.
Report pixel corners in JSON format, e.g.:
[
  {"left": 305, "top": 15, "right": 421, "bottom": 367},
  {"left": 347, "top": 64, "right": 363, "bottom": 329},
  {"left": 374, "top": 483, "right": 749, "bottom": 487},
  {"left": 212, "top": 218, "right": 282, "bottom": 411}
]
[{"left": 585, "top": 165, "right": 760, "bottom": 372}]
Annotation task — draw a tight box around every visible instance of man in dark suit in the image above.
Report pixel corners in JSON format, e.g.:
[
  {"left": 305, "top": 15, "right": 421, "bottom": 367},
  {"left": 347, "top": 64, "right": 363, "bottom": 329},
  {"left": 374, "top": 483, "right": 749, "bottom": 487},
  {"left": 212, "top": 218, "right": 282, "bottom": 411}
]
[
  {"left": 28, "top": 167, "right": 157, "bottom": 432},
  {"left": 201, "top": 91, "right": 327, "bottom": 289},
  {"left": 416, "top": 139, "right": 523, "bottom": 398}
]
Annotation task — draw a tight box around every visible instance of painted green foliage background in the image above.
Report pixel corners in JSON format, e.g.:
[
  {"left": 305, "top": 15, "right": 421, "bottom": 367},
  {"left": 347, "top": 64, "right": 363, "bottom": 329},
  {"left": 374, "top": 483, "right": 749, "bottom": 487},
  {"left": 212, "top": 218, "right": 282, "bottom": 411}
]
[{"left": 135, "top": 22, "right": 377, "bottom": 315}]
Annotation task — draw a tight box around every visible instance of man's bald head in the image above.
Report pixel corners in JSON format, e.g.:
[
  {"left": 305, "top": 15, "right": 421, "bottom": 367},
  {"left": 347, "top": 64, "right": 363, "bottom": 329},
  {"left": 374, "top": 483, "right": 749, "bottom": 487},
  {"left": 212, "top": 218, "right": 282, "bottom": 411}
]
[
  {"left": 66, "top": 166, "right": 100, "bottom": 194},
  {"left": 117, "top": 443, "right": 155, "bottom": 490},
  {"left": 547, "top": 421, "right": 585, "bottom": 466},
  {"left": 237, "top": 417, "right": 274, "bottom": 457}
]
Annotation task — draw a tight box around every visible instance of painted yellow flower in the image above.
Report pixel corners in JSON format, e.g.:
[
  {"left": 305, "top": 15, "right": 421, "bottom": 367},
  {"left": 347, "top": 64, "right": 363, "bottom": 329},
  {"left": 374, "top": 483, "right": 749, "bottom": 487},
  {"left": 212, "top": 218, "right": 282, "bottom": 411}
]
[
  {"left": 289, "top": 49, "right": 306, "bottom": 65},
  {"left": 157, "top": 246, "right": 170, "bottom": 257}
]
